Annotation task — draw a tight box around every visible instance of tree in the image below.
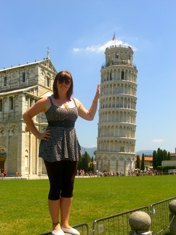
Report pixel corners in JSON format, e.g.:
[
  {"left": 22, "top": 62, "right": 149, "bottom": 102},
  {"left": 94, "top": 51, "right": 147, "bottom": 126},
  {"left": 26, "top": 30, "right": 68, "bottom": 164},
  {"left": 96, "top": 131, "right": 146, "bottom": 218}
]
[
  {"left": 77, "top": 157, "right": 83, "bottom": 170},
  {"left": 153, "top": 150, "right": 157, "bottom": 170},
  {"left": 157, "top": 148, "right": 163, "bottom": 166},
  {"left": 77, "top": 151, "right": 91, "bottom": 172},
  {"left": 163, "top": 150, "right": 168, "bottom": 160},
  {"left": 136, "top": 155, "right": 140, "bottom": 169},
  {"left": 84, "top": 151, "right": 91, "bottom": 172},
  {"left": 168, "top": 152, "right": 171, "bottom": 160},
  {"left": 160, "top": 149, "right": 163, "bottom": 164},
  {"left": 141, "top": 153, "right": 145, "bottom": 170}
]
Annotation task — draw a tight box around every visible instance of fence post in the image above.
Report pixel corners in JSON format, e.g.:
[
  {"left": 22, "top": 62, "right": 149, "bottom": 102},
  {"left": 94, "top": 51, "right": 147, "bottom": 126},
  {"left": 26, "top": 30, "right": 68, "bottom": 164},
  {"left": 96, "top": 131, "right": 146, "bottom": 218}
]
[
  {"left": 129, "top": 211, "right": 152, "bottom": 235},
  {"left": 169, "top": 199, "right": 176, "bottom": 235}
]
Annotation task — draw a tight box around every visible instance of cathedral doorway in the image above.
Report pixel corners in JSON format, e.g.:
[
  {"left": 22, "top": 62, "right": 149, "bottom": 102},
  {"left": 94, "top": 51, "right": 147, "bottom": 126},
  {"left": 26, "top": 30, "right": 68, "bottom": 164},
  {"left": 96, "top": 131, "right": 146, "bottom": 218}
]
[
  {"left": 0, "top": 146, "right": 6, "bottom": 170},
  {"left": 0, "top": 159, "right": 5, "bottom": 170}
]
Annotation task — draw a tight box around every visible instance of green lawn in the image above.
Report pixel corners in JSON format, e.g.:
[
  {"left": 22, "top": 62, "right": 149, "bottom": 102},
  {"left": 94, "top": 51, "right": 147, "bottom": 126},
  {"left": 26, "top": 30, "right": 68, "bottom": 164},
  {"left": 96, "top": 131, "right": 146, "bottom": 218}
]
[{"left": 0, "top": 175, "right": 175, "bottom": 235}]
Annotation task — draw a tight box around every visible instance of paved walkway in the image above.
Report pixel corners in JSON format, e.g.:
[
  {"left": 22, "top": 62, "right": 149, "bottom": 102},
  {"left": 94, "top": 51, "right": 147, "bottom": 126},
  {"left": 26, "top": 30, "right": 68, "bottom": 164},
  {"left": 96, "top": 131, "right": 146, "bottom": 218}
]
[
  {"left": 0, "top": 175, "right": 97, "bottom": 180},
  {"left": 0, "top": 175, "right": 49, "bottom": 180}
]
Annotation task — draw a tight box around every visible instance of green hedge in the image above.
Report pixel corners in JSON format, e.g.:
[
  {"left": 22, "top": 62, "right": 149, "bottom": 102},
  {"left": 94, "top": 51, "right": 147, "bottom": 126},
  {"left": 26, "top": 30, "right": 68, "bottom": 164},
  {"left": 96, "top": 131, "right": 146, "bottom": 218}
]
[{"left": 157, "top": 165, "right": 176, "bottom": 172}]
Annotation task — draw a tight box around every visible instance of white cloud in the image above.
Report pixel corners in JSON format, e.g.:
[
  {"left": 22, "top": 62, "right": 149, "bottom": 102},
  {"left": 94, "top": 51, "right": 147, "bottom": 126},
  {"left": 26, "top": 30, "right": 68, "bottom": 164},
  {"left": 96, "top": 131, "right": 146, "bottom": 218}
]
[
  {"left": 73, "top": 39, "right": 137, "bottom": 53},
  {"left": 73, "top": 48, "right": 82, "bottom": 52},
  {"left": 152, "top": 139, "right": 164, "bottom": 143},
  {"left": 86, "top": 45, "right": 101, "bottom": 52},
  {"left": 92, "top": 145, "right": 96, "bottom": 148}
]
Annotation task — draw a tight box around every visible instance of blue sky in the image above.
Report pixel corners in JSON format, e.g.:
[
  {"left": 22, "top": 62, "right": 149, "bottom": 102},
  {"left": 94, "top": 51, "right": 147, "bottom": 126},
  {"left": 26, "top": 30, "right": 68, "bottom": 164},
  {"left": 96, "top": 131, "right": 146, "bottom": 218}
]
[{"left": 1, "top": 0, "right": 176, "bottom": 153}]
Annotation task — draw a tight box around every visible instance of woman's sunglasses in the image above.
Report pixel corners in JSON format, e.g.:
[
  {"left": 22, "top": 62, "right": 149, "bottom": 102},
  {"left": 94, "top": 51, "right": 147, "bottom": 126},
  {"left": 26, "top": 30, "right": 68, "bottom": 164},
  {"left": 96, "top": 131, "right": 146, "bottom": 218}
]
[{"left": 58, "top": 79, "right": 71, "bottom": 85}]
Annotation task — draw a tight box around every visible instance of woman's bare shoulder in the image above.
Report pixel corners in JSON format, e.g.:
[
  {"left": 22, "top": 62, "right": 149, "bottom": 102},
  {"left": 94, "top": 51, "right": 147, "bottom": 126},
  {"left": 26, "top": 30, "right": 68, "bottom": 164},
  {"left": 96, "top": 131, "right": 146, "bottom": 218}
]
[
  {"left": 73, "top": 98, "right": 82, "bottom": 107},
  {"left": 35, "top": 96, "right": 51, "bottom": 112}
]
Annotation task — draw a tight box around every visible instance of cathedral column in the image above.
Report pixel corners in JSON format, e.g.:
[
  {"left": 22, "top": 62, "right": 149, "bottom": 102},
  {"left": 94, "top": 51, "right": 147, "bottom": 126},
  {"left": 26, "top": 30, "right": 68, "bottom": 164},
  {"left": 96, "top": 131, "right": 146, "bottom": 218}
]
[
  {"left": 18, "top": 124, "right": 24, "bottom": 176},
  {"left": 116, "top": 160, "right": 118, "bottom": 173},
  {"left": 101, "top": 159, "right": 103, "bottom": 172},
  {"left": 5, "top": 99, "right": 9, "bottom": 173},
  {"left": 130, "top": 160, "right": 132, "bottom": 171},
  {"left": 124, "top": 160, "right": 126, "bottom": 176},
  {"left": 36, "top": 137, "right": 39, "bottom": 175},
  {"left": 29, "top": 131, "right": 32, "bottom": 175},
  {"left": 28, "top": 97, "right": 30, "bottom": 109},
  {"left": 108, "top": 159, "right": 110, "bottom": 172}
]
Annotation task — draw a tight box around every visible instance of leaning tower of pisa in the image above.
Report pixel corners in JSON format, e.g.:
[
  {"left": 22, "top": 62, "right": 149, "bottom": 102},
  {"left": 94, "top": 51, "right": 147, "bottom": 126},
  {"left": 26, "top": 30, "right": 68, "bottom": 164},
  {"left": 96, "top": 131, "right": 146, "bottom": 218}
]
[{"left": 96, "top": 45, "right": 138, "bottom": 175}]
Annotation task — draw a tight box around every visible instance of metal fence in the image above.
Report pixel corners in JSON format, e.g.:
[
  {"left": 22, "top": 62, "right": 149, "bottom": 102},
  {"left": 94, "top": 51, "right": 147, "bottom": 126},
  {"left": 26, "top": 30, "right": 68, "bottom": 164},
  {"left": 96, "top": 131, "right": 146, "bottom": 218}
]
[
  {"left": 149, "top": 196, "right": 176, "bottom": 234},
  {"left": 40, "top": 197, "right": 176, "bottom": 235},
  {"left": 92, "top": 206, "right": 149, "bottom": 235},
  {"left": 72, "top": 223, "right": 89, "bottom": 235}
]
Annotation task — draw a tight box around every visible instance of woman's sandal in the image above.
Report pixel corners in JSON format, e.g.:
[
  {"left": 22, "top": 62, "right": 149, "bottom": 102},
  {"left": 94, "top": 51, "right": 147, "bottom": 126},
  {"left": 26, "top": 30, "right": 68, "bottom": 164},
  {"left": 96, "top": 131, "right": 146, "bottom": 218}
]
[{"left": 52, "top": 222, "right": 64, "bottom": 235}]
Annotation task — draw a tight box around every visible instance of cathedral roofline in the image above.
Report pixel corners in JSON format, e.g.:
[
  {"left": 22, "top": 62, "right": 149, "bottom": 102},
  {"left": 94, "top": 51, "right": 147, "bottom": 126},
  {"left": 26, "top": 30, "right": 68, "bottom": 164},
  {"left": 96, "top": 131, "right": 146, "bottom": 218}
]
[
  {"left": 0, "top": 84, "right": 53, "bottom": 99},
  {"left": 0, "top": 61, "right": 43, "bottom": 72},
  {"left": 0, "top": 85, "right": 38, "bottom": 96},
  {"left": 0, "top": 58, "right": 58, "bottom": 74}
]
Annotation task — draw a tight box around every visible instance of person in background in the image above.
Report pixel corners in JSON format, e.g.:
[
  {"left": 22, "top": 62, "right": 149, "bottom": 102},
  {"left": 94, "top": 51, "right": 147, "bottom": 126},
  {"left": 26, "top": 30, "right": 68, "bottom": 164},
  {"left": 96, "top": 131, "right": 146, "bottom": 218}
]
[
  {"left": 23, "top": 71, "right": 100, "bottom": 235},
  {"left": 3, "top": 170, "right": 6, "bottom": 177}
]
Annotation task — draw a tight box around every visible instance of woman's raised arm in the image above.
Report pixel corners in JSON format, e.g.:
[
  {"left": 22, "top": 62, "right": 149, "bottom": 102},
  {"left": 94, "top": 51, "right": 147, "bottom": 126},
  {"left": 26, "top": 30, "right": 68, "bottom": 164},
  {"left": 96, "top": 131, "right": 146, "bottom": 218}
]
[{"left": 75, "top": 84, "right": 100, "bottom": 121}]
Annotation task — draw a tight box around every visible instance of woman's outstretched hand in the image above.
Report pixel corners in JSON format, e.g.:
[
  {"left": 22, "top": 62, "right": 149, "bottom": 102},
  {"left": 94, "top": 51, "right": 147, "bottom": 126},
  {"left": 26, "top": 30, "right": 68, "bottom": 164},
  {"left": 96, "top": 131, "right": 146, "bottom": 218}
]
[{"left": 94, "top": 84, "right": 100, "bottom": 102}]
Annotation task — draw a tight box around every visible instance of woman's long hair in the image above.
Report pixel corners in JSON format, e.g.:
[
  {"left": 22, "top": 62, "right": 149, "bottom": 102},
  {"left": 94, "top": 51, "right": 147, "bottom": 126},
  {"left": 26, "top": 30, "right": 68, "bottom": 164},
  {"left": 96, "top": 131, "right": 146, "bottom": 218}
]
[{"left": 53, "top": 71, "right": 73, "bottom": 100}]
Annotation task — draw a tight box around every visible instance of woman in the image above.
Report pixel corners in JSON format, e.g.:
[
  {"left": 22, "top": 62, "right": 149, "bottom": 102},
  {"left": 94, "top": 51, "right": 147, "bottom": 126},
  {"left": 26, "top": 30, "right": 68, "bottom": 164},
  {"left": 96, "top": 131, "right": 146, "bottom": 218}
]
[{"left": 23, "top": 71, "right": 100, "bottom": 235}]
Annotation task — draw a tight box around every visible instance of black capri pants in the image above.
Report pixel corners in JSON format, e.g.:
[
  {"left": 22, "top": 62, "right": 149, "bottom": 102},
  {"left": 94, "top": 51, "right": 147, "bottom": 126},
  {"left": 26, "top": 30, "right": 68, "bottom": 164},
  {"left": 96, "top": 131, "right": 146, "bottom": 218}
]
[{"left": 44, "top": 160, "right": 78, "bottom": 200}]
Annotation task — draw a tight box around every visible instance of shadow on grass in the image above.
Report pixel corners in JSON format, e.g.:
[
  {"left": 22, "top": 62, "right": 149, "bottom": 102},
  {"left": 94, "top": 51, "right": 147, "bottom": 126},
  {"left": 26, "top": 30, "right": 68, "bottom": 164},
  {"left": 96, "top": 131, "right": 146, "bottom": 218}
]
[{"left": 163, "top": 231, "right": 170, "bottom": 235}]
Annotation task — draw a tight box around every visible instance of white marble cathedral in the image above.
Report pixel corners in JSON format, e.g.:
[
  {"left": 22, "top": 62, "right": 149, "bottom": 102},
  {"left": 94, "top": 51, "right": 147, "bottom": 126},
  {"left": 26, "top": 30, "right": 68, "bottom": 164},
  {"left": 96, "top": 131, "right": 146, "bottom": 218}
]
[
  {"left": 96, "top": 45, "right": 138, "bottom": 175},
  {"left": 0, "top": 51, "right": 57, "bottom": 177}
]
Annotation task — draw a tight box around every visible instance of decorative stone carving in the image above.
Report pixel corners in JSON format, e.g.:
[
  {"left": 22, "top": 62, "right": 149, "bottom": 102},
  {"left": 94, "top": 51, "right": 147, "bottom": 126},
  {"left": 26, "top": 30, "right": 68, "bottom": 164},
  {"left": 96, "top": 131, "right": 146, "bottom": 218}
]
[
  {"left": 9, "top": 124, "right": 18, "bottom": 135},
  {"left": 119, "top": 155, "right": 124, "bottom": 160},
  {"left": 111, "top": 155, "right": 116, "bottom": 161},
  {"left": 0, "top": 145, "right": 6, "bottom": 155},
  {"left": 0, "top": 125, "right": 6, "bottom": 136}
]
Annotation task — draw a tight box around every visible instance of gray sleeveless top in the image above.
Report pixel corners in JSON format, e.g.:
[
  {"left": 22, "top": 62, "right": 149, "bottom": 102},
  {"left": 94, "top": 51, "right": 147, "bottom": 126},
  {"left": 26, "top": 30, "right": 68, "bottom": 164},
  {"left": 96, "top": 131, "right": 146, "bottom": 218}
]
[{"left": 39, "top": 97, "right": 82, "bottom": 162}]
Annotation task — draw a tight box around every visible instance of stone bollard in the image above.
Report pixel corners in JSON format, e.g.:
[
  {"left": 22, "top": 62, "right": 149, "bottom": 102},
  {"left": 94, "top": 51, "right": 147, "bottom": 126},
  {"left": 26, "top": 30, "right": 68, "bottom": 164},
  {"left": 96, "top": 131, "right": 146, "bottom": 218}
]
[
  {"left": 169, "top": 199, "right": 176, "bottom": 235},
  {"left": 129, "top": 211, "right": 152, "bottom": 235}
]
